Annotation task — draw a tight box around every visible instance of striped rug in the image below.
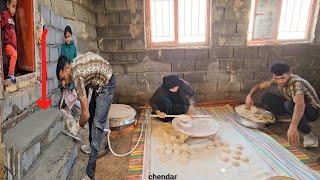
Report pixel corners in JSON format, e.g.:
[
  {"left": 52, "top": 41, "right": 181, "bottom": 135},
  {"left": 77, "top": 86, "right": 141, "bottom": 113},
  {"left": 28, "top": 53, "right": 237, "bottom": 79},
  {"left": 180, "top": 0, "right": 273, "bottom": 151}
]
[
  {"left": 126, "top": 113, "right": 145, "bottom": 180},
  {"left": 126, "top": 105, "right": 320, "bottom": 179}
]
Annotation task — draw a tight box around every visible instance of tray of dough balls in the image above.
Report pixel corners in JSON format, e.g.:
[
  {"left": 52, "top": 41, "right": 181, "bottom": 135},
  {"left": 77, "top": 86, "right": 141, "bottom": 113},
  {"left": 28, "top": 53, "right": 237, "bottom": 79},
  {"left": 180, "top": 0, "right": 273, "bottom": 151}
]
[
  {"left": 144, "top": 120, "right": 278, "bottom": 179},
  {"left": 234, "top": 104, "right": 275, "bottom": 129}
]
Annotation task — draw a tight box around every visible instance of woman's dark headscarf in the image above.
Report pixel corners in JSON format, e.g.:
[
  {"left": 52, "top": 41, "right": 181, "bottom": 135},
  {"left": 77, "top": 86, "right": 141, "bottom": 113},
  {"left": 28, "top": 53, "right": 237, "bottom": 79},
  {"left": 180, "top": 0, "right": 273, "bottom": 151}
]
[{"left": 162, "top": 75, "right": 181, "bottom": 90}]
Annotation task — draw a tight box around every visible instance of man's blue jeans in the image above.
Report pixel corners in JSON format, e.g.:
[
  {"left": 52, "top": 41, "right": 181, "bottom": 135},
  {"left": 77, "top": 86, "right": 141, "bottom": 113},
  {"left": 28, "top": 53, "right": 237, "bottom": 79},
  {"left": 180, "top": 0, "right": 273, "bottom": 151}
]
[{"left": 86, "top": 74, "right": 116, "bottom": 178}]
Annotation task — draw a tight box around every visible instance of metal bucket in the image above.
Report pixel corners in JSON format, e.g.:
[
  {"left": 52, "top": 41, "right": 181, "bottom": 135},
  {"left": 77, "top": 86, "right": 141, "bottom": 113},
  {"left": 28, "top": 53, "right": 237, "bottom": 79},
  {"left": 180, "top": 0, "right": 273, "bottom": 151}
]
[{"left": 108, "top": 104, "right": 137, "bottom": 130}]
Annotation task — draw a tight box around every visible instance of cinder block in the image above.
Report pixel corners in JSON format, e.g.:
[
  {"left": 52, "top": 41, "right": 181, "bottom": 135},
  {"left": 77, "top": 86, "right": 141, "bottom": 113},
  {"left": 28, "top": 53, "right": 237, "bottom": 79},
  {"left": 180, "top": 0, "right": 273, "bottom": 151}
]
[
  {"left": 47, "top": 120, "right": 64, "bottom": 143},
  {"left": 112, "top": 64, "right": 126, "bottom": 74},
  {"left": 51, "top": 0, "right": 75, "bottom": 19},
  {"left": 172, "top": 60, "right": 195, "bottom": 72},
  {"left": 125, "top": 62, "right": 148, "bottom": 73},
  {"left": 283, "top": 44, "right": 308, "bottom": 57},
  {"left": 105, "top": 0, "right": 128, "bottom": 11},
  {"left": 184, "top": 72, "right": 206, "bottom": 83},
  {"left": 21, "top": 143, "right": 41, "bottom": 174},
  {"left": 50, "top": 11, "right": 61, "bottom": 29},
  {"left": 308, "top": 44, "right": 320, "bottom": 56},
  {"left": 234, "top": 47, "right": 259, "bottom": 58},
  {"left": 121, "top": 38, "right": 145, "bottom": 50},
  {"left": 109, "top": 25, "right": 131, "bottom": 37},
  {"left": 96, "top": 26, "right": 109, "bottom": 38},
  {"left": 258, "top": 46, "right": 284, "bottom": 58},
  {"left": 55, "top": 30, "right": 64, "bottom": 45},
  {"left": 207, "top": 71, "right": 230, "bottom": 82},
  {"left": 147, "top": 61, "right": 171, "bottom": 72},
  {"left": 136, "top": 50, "right": 161, "bottom": 61},
  {"left": 240, "top": 80, "right": 259, "bottom": 92},
  {"left": 120, "top": 10, "right": 144, "bottom": 24},
  {"left": 184, "top": 49, "right": 209, "bottom": 60},
  {"left": 116, "top": 74, "right": 138, "bottom": 85},
  {"left": 112, "top": 52, "right": 136, "bottom": 62},
  {"left": 213, "top": 21, "right": 236, "bottom": 34},
  {"left": 161, "top": 49, "right": 185, "bottom": 61},
  {"left": 74, "top": 3, "right": 90, "bottom": 23},
  {"left": 196, "top": 60, "right": 219, "bottom": 71},
  {"left": 253, "top": 71, "right": 272, "bottom": 81},
  {"left": 47, "top": 28, "right": 56, "bottom": 45},
  {"left": 49, "top": 46, "right": 59, "bottom": 63},
  {"left": 40, "top": 5, "right": 51, "bottom": 26},
  {"left": 99, "top": 39, "right": 119, "bottom": 51},
  {"left": 2, "top": 96, "right": 13, "bottom": 121},
  {"left": 93, "top": 0, "right": 106, "bottom": 13},
  {"left": 243, "top": 58, "right": 268, "bottom": 70},
  {"left": 224, "top": 33, "right": 247, "bottom": 46},
  {"left": 219, "top": 59, "right": 244, "bottom": 71},
  {"left": 80, "top": 0, "right": 93, "bottom": 9},
  {"left": 209, "top": 47, "right": 233, "bottom": 59},
  {"left": 136, "top": 73, "right": 164, "bottom": 84},
  {"left": 96, "top": 13, "right": 119, "bottom": 26}
]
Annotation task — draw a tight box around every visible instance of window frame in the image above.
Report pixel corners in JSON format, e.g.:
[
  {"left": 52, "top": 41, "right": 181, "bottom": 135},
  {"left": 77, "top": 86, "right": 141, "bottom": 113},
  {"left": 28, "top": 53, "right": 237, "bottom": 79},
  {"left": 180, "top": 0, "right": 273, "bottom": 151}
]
[
  {"left": 145, "top": 0, "right": 211, "bottom": 48},
  {"left": 248, "top": 0, "right": 317, "bottom": 45}
]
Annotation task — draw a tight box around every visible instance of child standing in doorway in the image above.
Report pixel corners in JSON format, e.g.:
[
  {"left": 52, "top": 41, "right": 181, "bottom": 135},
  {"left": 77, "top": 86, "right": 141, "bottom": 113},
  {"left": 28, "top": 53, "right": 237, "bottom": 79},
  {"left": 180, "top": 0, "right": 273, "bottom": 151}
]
[{"left": 1, "top": 0, "right": 17, "bottom": 83}]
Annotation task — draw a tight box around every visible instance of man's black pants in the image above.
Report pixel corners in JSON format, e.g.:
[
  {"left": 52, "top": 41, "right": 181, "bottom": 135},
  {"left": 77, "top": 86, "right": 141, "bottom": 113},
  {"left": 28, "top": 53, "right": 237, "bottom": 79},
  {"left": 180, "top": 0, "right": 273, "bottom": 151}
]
[{"left": 261, "top": 93, "right": 319, "bottom": 134}]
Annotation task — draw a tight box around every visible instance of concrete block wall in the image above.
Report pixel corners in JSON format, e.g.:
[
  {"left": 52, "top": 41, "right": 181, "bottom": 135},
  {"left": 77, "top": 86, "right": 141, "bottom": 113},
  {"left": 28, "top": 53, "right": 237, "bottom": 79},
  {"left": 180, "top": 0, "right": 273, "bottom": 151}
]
[
  {"left": 96, "top": 0, "right": 320, "bottom": 104},
  {"left": 1, "top": 0, "right": 320, "bottom": 131},
  {"left": 0, "top": 0, "right": 98, "bottom": 137}
]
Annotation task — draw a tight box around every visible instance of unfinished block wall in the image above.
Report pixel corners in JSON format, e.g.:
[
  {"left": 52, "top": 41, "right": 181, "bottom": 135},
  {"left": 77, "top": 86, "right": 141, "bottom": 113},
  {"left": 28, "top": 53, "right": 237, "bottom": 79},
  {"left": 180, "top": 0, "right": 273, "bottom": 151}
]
[
  {"left": 0, "top": 0, "right": 98, "bottom": 138},
  {"left": 1, "top": 0, "right": 320, "bottom": 138},
  {"left": 95, "top": 0, "right": 320, "bottom": 104}
]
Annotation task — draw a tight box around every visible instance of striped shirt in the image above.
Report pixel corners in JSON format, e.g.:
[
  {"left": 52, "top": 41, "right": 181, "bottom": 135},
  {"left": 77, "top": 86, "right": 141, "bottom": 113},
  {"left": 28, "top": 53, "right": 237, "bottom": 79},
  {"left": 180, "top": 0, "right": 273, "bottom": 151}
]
[
  {"left": 71, "top": 52, "right": 113, "bottom": 98},
  {"left": 262, "top": 74, "right": 320, "bottom": 110}
]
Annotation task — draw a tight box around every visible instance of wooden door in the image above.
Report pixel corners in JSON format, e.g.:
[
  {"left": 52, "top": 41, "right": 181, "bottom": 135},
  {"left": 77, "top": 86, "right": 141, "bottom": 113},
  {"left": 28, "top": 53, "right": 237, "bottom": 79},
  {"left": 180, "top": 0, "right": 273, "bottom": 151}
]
[{"left": 16, "top": 0, "right": 35, "bottom": 72}]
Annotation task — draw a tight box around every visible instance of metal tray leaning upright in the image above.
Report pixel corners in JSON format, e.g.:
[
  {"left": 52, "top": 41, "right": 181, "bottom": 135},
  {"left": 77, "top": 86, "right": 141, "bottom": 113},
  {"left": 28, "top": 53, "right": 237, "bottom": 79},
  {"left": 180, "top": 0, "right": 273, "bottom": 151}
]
[{"left": 234, "top": 105, "right": 276, "bottom": 129}]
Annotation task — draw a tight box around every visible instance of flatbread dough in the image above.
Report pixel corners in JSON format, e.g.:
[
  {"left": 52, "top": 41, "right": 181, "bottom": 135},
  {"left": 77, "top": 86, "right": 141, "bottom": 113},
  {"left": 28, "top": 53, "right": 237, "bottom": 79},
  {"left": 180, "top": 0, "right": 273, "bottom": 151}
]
[{"left": 235, "top": 105, "right": 274, "bottom": 124}]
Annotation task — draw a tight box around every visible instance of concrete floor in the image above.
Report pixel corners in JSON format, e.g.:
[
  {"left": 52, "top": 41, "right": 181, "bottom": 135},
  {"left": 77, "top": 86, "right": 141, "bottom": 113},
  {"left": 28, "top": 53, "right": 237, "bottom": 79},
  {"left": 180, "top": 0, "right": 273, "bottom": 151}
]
[{"left": 67, "top": 126, "right": 133, "bottom": 180}]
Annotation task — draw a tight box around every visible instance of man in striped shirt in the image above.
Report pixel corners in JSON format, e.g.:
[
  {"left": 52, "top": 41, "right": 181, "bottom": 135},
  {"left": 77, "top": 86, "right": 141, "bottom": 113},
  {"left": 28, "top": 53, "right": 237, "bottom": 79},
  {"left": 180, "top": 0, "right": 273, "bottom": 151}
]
[
  {"left": 246, "top": 62, "right": 319, "bottom": 149},
  {"left": 56, "top": 52, "right": 115, "bottom": 180}
]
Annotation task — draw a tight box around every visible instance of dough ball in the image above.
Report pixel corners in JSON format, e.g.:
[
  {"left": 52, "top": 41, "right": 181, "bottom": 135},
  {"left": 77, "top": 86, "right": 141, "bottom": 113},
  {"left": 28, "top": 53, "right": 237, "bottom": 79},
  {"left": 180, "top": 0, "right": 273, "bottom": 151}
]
[
  {"left": 164, "top": 149, "right": 173, "bottom": 155},
  {"left": 178, "top": 157, "right": 189, "bottom": 165},
  {"left": 222, "top": 142, "right": 230, "bottom": 147},
  {"left": 160, "top": 154, "right": 171, "bottom": 162},
  {"left": 222, "top": 148, "right": 231, "bottom": 153},
  {"left": 232, "top": 161, "right": 240, "bottom": 166},
  {"left": 236, "top": 144, "right": 244, "bottom": 150},
  {"left": 220, "top": 156, "right": 229, "bottom": 162},
  {"left": 241, "top": 156, "right": 250, "bottom": 162},
  {"left": 234, "top": 150, "right": 242, "bottom": 155},
  {"left": 157, "top": 147, "right": 165, "bottom": 154},
  {"left": 232, "top": 155, "right": 240, "bottom": 160},
  {"left": 174, "top": 149, "right": 181, "bottom": 155}
]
